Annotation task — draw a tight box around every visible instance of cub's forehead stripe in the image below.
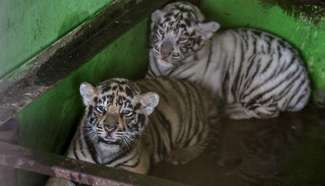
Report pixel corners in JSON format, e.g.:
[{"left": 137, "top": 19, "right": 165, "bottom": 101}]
[
  {"left": 93, "top": 79, "right": 141, "bottom": 108},
  {"left": 161, "top": 5, "right": 200, "bottom": 22},
  {"left": 94, "top": 89, "right": 137, "bottom": 108}
]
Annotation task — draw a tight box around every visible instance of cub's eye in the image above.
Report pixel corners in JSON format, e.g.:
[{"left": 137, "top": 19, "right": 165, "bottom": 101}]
[
  {"left": 121, "top": 110, "right": 133, "bottom": 116},
  {"left": 95, "top": 106, "right": 106, "bottom": 113},
  {"left": 151, "top": 34, "right": 160, "bottom": 43},
  {"left": 179, "top": 23, "right": 186, "bottom": 28}
]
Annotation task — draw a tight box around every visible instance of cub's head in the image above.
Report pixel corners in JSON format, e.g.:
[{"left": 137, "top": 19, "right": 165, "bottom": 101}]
[
  {"left": 150, "top": 1, "right": 220, "bottom": 66},
  {"left": 80, "top": 78, "right": 159, "bottom": 147}
]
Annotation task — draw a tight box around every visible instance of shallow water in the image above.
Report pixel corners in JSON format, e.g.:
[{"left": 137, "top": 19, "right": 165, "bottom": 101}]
[{"left": 151, "top": 106, "right": 325, "bottom": 186}]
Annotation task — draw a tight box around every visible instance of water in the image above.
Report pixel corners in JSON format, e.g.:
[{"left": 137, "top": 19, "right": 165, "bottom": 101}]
[{"left": 151, "top": 106, "right": 325, "bottom": 186}]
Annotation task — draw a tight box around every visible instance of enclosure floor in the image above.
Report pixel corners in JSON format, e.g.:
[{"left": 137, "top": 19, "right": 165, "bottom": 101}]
[{"left": 151, "top": 106, "right": 325, "bottom": 186}]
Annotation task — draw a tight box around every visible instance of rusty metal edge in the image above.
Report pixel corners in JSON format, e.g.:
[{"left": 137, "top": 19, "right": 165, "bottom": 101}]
[{"left": 0, "top": 0, "right": 175, "bottom": 126}]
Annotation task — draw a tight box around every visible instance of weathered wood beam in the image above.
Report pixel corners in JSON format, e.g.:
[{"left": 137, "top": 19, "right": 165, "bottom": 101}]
[
  {"left": 0, "top": 0, "right": 175, "bottom": 125},
  {"left": 0, "top": 141, "right": 188, "bottom": 186},
  {"left": 0, "top": 119, "right": 19, "bottom": 186}
]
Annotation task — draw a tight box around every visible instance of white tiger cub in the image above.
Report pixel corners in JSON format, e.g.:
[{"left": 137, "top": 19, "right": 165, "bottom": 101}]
[
  {"left": 148, "top": 1, "right": 311, "bottom": 119},
  {"left": 46, "top": 77, "right": 220, "bottom": 185}
]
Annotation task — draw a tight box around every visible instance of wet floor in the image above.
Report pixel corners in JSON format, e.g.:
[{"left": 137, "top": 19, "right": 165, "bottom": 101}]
[{"left": 151, "top": 106, "right": 325, "bottom": 186}]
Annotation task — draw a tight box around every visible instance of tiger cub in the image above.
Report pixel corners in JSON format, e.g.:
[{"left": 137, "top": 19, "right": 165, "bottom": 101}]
[
  {"left": 46, "top": 77, "right": 220, "bottom": 185},
  {"left": 148, "top": 1, "right": 311, "bottom": 119}
]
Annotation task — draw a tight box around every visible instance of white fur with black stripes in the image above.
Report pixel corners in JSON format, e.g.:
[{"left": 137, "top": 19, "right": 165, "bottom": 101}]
[{"left": 148, "top": 1, "right": 311, "bottom": 119}]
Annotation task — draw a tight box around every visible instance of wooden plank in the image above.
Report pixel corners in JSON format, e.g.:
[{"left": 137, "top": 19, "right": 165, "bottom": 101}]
[
  {"left": 0, "top": 118, "right": 19, "bottom": 143},
  {"left": 0, "top": 0, "right": 173, "bottom": 125},
  {"left": 0, "top": 141, "right": 188, "bottom": 186},
  {"left": 0, "top": 119, "right": 19, "bottom": 186}
]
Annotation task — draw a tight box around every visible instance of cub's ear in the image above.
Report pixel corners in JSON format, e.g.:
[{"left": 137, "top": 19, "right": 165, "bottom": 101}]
[
  {"left": 196, "top": 21, "right": 220, "bottom": 40},
  {"left": 151, "top": 9, "right": 163, "bottom": 22},
  {"left": 135, "top": 92, "right": 160, "bottom": 115},
  {"left": 80, "top": 82, "right": 97, "bottom": 106}
]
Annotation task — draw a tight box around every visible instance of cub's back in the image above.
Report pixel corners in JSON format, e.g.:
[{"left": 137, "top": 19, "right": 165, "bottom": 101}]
[
  {"left": 136, "top": 78, "right": 217, "bottom": 121},
  {"left": 214, "top": 28, "right": 302, "bottom": 60}
]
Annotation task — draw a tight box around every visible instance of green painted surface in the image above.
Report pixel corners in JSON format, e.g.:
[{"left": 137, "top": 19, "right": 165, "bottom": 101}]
[
  {"left": 0, "top": 0, "right": 111, "bottom": 78},
  {"left": 18, "top": 19, "right": 148, "bottom": 153},
  {"left": 17, "top": 20, "right": 148, "bottom": 186},
  {"left": 201, "top": 0, "right": 325, "bottom": 103}
]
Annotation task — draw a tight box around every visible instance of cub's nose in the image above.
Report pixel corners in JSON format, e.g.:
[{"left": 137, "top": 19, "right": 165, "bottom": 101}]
[
  {"left": 104, "top": 124, "right": 117, "bottom": 133},
  {"left": 103, "top": 114, "right": 119, "bottom": 132},
  {"left": 160, "top": 40, "right": 173, "bottom": 59}
]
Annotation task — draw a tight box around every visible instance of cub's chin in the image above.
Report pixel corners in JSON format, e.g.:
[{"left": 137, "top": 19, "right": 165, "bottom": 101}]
[{"left": 98, "top": 134, "right": 119, "bottom": 144}]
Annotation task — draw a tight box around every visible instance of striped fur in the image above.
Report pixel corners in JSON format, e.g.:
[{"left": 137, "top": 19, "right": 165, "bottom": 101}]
[
  {"left": 46, "top": 77, "right": 220, "bottom": 186},
  {"left": 148, "top": 1, "right": 311, "bottom": 119}
]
